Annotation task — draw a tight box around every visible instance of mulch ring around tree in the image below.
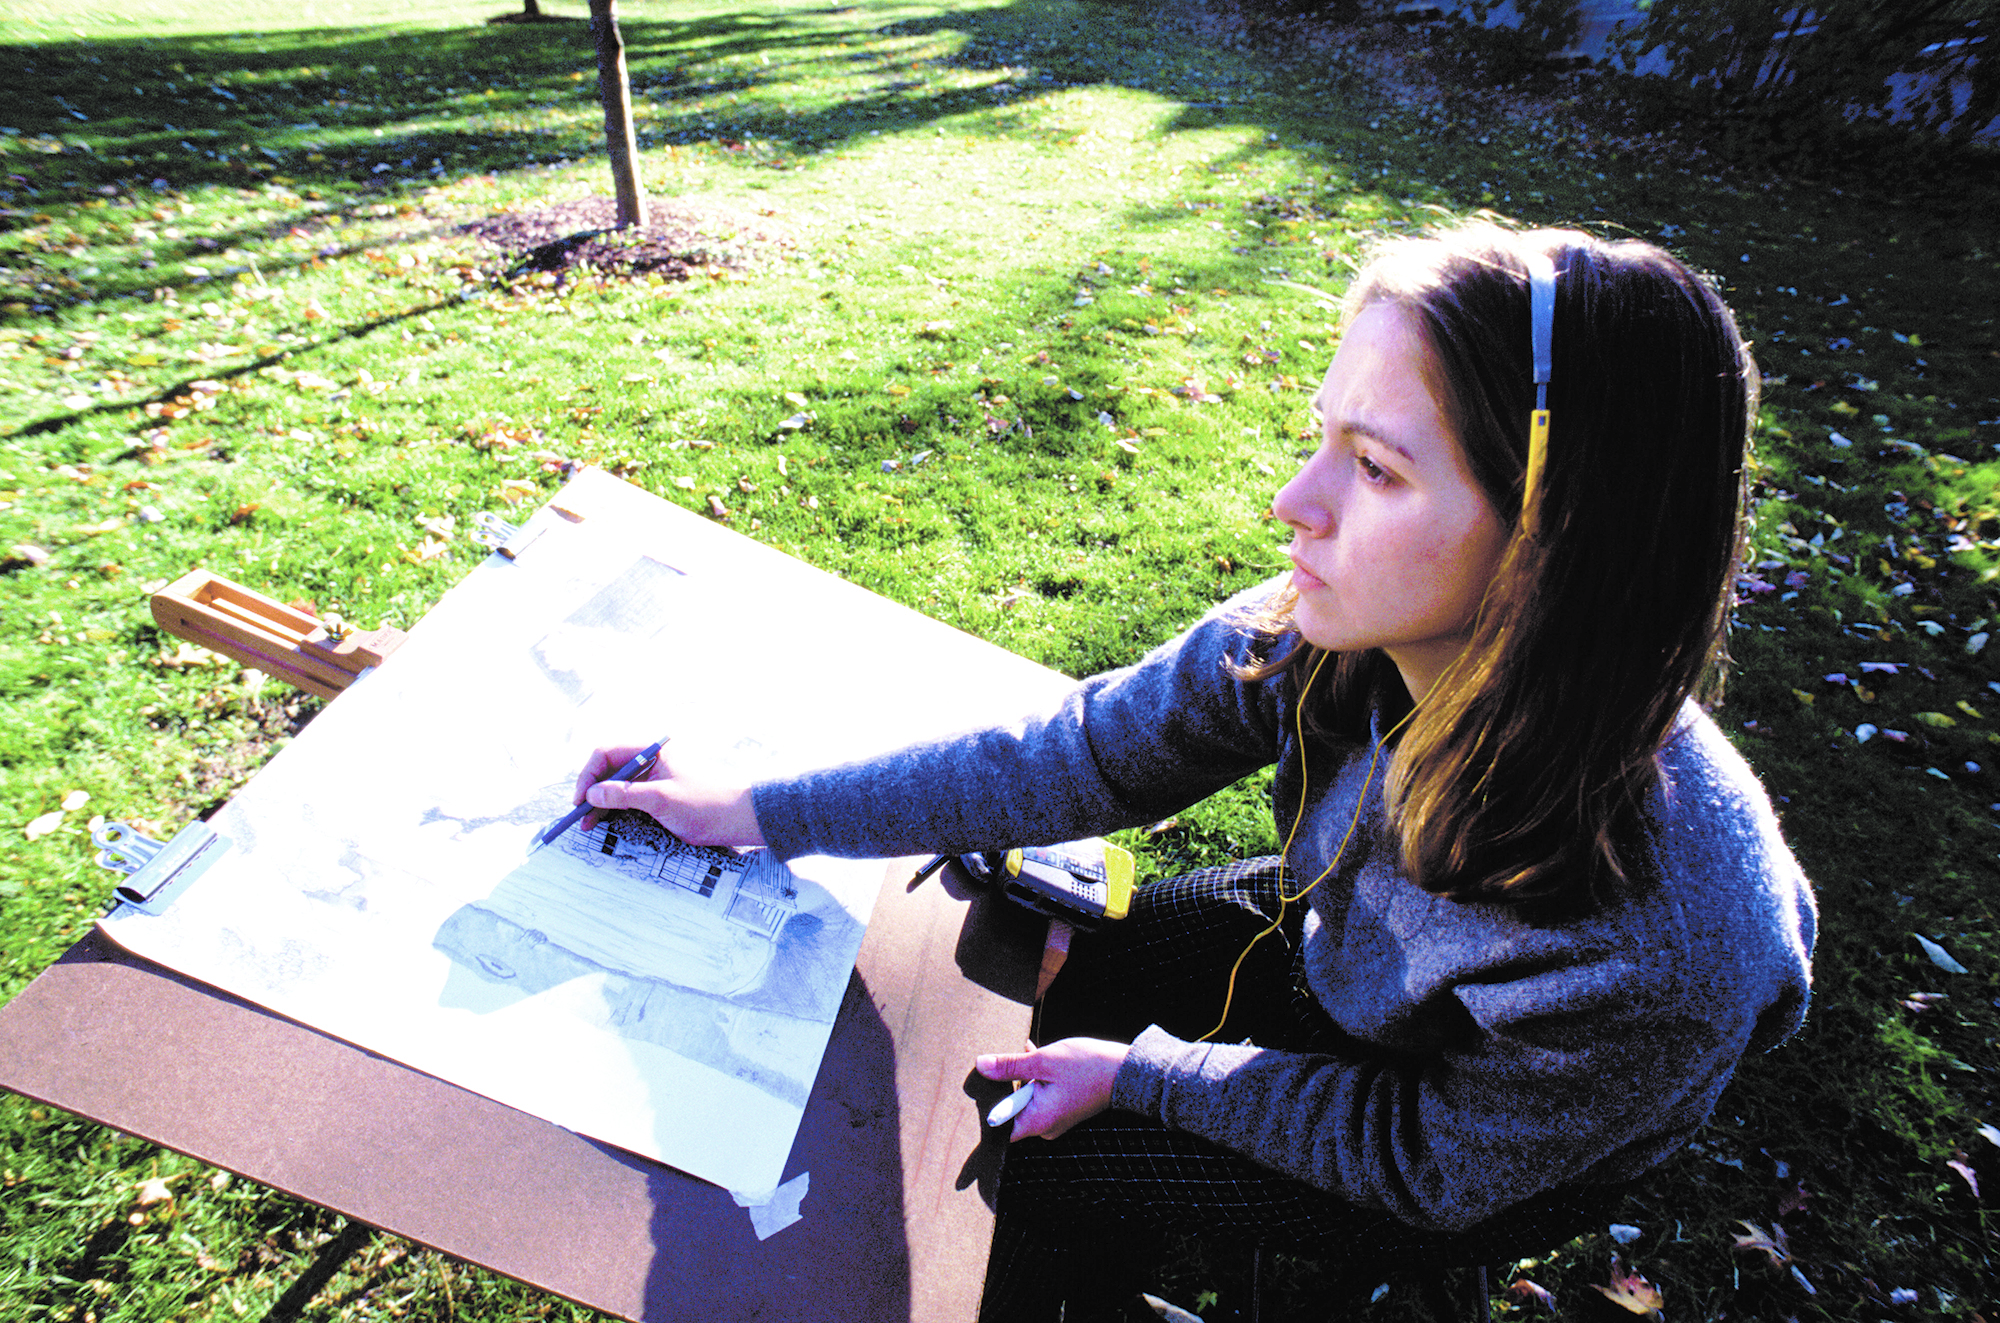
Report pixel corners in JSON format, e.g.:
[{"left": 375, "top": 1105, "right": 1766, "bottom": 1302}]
[{"left": 458, "top": 195, "right": 797, "bottom": 284}]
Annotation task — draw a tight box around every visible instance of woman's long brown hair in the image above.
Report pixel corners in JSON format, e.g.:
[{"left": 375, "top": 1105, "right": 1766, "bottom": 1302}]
[{"left": 1252, "top": 223, "right": 1757, "bottom": 909}]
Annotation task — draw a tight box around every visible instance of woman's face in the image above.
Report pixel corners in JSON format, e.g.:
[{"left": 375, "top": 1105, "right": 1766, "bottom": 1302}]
[{"left": 1272, "top": 300, "right": 1509, "bottom": 701}]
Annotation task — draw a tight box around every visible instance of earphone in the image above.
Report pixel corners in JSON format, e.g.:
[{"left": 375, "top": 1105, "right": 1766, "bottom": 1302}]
[
  {"left": 1521, "top": 252, "right": 1558, "bottom": 535},
  {"left": 1193, "top": 253, "right": 1560, "bottom": 1043}
]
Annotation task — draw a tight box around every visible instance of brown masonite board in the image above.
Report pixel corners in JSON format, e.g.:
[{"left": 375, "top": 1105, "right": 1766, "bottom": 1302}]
[
  {"left": 0, "top": 471, "right": 1069, "bottom": 1321},
  {"left": 0, "top": 856, "right": 1043, "bottom": 1321}
]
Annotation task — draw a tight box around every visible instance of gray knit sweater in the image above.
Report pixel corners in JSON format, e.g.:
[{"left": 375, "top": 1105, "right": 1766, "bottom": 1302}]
[{"left": 753, "top": 590, "right": 1817, "bottom": 1231}]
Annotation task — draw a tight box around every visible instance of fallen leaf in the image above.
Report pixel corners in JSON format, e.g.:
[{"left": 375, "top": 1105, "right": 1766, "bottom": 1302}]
[
  {"left": 156, "top": 642, "right": 225, "bottom": 669},
  {"left": 134, "top": 1176, "right": 174, "bottom": 1207},
  {"left": 1140, "top": 1294, "right": 1203, "bottom": 1323},
  {"left": 705, "top": 495, "right": 730, "bottom": 520},
  {"left": 1732, "top": 1220, "right": 1791, "bottom": 1269},
  {"left": 1914, "top": 933, "right": 1970, "bottom": 974},
  {"left": 1946, "top": 1154, "right": 1979, "bottom": 1198},
  {"left": 24, "top": 810, "right": 65, "bottom": 841},
  {"left": 61, "top": 790, "right": 89, "bottom": 812},
  {"left": 466, "top": 421, "right": 536, "bottom": 452},
  {"left": 1591, "top": 1258, "right": 1664, "bottom": 1319},
  {"left": 403, "top": 535, "right": 450, "bottom": 564},
  {"left": 1506, "top": 1279, "right": 1556, "bottom": 1310}
]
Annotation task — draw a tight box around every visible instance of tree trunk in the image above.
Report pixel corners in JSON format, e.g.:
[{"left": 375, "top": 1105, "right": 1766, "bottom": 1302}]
[
  {"left": 589, "top": 0, "right": 648, "bottom": 229},
  {"left": 523, "top": 0, "right": 541, "bottom": 14}
]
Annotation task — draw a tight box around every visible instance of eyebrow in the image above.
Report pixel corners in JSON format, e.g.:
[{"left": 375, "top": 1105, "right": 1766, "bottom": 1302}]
[{"left": 1311, "top": 396, "right": 1419, "bottom": 465}]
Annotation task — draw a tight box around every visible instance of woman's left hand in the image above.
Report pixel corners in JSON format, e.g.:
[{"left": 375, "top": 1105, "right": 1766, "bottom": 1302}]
[{"left": 975, "top": 1037, "right": 1130, "bottom": 1141}]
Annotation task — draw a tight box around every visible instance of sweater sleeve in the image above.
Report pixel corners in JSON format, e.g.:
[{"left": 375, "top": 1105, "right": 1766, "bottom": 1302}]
[
  {"left": 752, "top": 586, "right": 1296, "bottom": 861},
  {"left": 1109, "top": 951, "right": 1736, "bottom": 1231}
]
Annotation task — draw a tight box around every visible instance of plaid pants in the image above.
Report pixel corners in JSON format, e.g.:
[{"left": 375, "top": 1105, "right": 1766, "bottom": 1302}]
[{"left": 979, "top": 857, "right": 1623, "bottom": 1321}]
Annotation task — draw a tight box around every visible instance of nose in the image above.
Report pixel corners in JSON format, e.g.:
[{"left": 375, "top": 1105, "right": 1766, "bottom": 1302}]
[{"left": 1272, "top": 448, "right": 1334, "bottom": 539}]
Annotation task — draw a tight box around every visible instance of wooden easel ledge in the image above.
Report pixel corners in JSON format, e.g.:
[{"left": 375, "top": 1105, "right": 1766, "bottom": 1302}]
[{"left": 150, "top": 569, "right": 407, "bottom": 700}]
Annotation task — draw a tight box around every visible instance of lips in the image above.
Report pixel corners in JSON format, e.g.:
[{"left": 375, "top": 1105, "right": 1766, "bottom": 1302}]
[{"left": 1288, "top": 554, "right": 1326, "bottom": 593}]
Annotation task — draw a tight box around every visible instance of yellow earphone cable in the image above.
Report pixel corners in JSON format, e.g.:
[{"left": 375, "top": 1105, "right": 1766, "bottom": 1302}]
[
  {"left": 1191, "top": 256, "right": 1551, "bottom": 1043},
  {"left": 1193, "top": 652, "right": 1421, "bottom": 1043}
]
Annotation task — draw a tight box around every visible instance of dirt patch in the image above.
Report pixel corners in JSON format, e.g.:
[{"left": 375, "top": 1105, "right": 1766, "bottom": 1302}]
[{"left": 458, "top": 195, "right": 799, "bottom": 282}]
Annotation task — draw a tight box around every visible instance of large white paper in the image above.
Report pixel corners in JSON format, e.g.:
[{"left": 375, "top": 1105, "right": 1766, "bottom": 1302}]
[{"left": 99, "top": 476, "right": 896, "bottom": 1198}]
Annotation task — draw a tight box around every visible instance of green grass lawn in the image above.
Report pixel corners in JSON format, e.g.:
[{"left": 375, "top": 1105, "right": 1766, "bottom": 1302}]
[{"left": 1, "top": 0, "right": 1997, "bottom": 1318}]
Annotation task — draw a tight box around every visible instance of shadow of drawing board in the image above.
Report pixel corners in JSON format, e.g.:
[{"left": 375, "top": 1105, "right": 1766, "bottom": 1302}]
[{"left": 0, "top": 468, "right": 1067, "bottom": 1321}]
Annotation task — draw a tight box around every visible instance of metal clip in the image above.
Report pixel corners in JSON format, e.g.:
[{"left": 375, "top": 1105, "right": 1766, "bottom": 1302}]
[
  {"left": 94, "top": 819, "right": 166, "bottom": 876},
  {"left": 470, "top": 511, "right": 520, "bottom": 550},
  {"left": 92, "top": 819, "right": 232, "bottom": 915}
]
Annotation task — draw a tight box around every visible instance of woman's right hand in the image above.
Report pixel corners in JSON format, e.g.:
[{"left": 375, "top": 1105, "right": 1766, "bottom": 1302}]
[{"left": 571, "top": 743, "right": 766, "bottom": 848}]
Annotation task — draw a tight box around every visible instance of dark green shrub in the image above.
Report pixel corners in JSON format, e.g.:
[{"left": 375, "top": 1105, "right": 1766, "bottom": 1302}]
[
  {"left": 1612, "top": 0, "right": 2000, "bottom": 159},
  {"left": 1434, "top": 0, "right": 1585, "bottom": 82},
  {"left": 1234, "top": 0, "right": 1370, "bottom": 23}
]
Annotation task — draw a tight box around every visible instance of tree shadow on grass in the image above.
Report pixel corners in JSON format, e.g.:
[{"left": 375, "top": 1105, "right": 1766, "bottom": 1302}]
[
  {"left": 0, "top": 0, "right": 1385, "bottom": 341},
  {"left": 0, "top": 0, "right": 1357, "bottom": 215}
]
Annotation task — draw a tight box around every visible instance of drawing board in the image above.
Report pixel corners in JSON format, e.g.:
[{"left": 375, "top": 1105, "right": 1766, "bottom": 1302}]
[{"left": 94, "top": 468, "right": 1069, "bottom": 1201}]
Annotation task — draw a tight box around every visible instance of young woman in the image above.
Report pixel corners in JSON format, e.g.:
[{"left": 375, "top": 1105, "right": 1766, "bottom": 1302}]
[{"left": 575, "top": 223, "right": 1817, "bottom": 1318}]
